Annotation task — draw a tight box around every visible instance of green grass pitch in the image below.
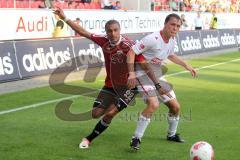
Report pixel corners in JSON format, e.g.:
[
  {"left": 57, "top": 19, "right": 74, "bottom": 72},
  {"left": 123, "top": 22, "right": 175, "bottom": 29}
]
[{"left": 0, "top": 51, "right": 240, "bottom": 160}]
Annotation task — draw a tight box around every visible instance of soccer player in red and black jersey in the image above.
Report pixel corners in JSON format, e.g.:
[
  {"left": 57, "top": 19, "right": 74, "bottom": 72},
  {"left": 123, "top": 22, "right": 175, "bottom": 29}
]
[{"left": 54, "top": 8, "right": 137, "bottom": 149}]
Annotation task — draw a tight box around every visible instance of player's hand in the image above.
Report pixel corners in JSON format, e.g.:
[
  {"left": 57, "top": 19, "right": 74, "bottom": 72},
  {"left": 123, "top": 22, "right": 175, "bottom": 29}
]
[
  {"left": 127, "top": 72, "right": 136, "bottom": 89},
  {"left": 157, "top": 88, "right": 172, "bottom": 99},
  {"left": 186, "top": 65, "right": 197, "bottom": 77},
  {"left": 53, "top": 7, "right": 66, "bottom": 20},
  {"left": 157, "top": 87, "right": 168, "bottom": 95}
]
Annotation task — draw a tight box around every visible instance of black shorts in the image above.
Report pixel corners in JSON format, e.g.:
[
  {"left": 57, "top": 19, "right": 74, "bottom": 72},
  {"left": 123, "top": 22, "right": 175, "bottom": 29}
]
[{"left": 93, "top": 86, "right": 138, "bottom": 111}]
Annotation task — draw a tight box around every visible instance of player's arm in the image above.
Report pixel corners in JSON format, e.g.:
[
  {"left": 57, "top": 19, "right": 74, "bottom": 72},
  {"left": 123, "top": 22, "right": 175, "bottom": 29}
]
[
  {"left": 168, "top": 54, "right": 197, "bottom": 77},
  {"left": 53, "top": 8, "right": 91, "bottom": 39},
  {"left": 126, "top": 35, "right": 152, "bottom": 89},
  {"left": 126, "top": 49, "right": 136, "bottom": 89},
  {"left": 132, "top": 36, "right": 160, "bottom": 86},
  {"left": 137, "top": 58, "right": 160, "bottom": 84},
  {"left": 134, "top": 54, "right": 169, "bottom": 95},
  {"left": 132, "top": 36, "right": 169, "bottom": 94}
]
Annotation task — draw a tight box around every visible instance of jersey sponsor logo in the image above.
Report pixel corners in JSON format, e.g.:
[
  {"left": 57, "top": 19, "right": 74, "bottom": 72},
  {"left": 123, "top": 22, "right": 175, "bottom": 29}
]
[
  {"left": 180, "top": 36, "right": 202, "bottom": 51},
  {"left": 22, "top": 47, "right": 72, "bottom": 72},
  {"left": 220, "top": 33, "right": 236, "bottom": 46},
  {"left": 0, "top": 53, "right": 14, "bottom": 76},
  {"left": 77, "top": 44, "right": 104, "bottom": 65},
  {"left": 202, "top": 34, "right": 220, "bottom": 48},
  {"left": 111, "top": 50, "right": 125, "bottom": 64}
]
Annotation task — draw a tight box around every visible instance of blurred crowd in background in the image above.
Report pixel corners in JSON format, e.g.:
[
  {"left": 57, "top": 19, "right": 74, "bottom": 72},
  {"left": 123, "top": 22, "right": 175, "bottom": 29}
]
[
  {"left": 0, "top": 0, "right": 240, "bottom": 13},
  {"left": 153, "top": 0, "right": 240, "bottom": 13}
]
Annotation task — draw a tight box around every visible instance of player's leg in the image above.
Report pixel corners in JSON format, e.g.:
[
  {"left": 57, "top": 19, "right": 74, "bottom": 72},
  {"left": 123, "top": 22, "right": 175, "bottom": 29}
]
[
  {"left": 80, "top": 86, "right": 138, "bottom": 149},
  {"left": 85, "top": 87, "right": 137, "bottom": 147},
  {"left": 102, "top": 104, "right": 119, "bottom": 123},
  {"left": 79, "top": 87, "right": 116, "bottom": 149},
  {"left": 130, "top": 96, "right": 159, "bottom": 150},
  {"left": 102, "top": 86, "right": 138, "bottom": 123},
  {"left": 84, "top": 103, "right": 119, "bottom": 142},
  {"left": 85, "top": 103, "right": 121, "bottom": 145},
  {"left": 91, "top": 106, "right": 105, "bottom": 119},
  {"left": 163, "top": 91, "right": 184, "bottom": 143},
  {"left": 130, "top": 73, "right": 161, "bottom": 150},
  {"left": 79, "top": 107, "right": 105, "bottom": 149},
  {"left": 157, "top": 76, "right": 184, "bottom": 143},
  {"left": 84, "top": 101, "right": 128, "bottom": 148}
]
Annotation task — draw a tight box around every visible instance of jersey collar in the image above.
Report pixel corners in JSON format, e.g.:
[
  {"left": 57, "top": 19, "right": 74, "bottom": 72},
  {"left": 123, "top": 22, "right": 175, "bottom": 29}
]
[
  {"left": 109, "top": 35, "right": 122, "bottom": 47},
  {"left": 160, "top": 30, "right": 169, "bottom": 43}
]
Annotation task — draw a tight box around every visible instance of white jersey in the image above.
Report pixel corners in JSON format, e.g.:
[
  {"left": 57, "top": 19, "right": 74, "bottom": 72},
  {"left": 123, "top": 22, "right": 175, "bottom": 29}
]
[
  {"left": 133, "top": 31, "right": 175, "bottom": 62},
  {"left": 133, "top": 31, "right": 176, "bottom": 77},
  {"left": 133, "top": 31, "right": 177, "bottom": 103}
]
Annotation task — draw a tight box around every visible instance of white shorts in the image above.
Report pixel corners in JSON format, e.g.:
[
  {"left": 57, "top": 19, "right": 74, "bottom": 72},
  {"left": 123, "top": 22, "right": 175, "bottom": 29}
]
[{"left": 137, "top": 75, "right": 176, "bottom": 104}]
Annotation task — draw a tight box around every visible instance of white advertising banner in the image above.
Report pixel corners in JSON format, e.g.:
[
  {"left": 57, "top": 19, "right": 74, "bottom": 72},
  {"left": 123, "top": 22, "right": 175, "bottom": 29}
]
[
  {"left": 0, "top": 9, "right": 240, "bottom": 40},
  {"left": 0, "top": 9, "right": 55, "bottom": 40}
]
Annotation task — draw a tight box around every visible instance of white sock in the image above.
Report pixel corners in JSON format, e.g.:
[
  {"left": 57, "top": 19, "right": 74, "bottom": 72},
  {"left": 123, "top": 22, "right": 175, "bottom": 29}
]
[
  {"left": 167, "top": 114, "right": 180, "bottom": 137},
  {"left": 134, "top": 114, "right": 151, "bottom": 139}
]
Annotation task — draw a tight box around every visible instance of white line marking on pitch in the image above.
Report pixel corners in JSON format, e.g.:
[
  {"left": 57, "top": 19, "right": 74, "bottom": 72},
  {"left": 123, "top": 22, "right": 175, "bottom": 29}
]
[
  {"left": 0, "top": 92, "right": 96, "bottom": 115},
  {"left": 0, "top": 58, "right": 240, "bottom": 116},
  {"left": 166, "top": 58, "right": 240, "bottom": 77}
]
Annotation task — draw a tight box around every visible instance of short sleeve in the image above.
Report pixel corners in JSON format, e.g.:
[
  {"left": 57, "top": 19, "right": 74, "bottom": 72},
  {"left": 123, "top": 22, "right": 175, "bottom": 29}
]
[
  {"left": 90, "top": 34, "right": 107, "bottom": 47},
  {"left": 132, "top": 34, "right": 154, "bottom": 55}
]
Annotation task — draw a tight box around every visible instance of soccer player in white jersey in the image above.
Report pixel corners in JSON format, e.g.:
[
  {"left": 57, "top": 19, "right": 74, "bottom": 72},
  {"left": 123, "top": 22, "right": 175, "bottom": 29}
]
[{"left": 129, "top": 13, "right": 198, "bottom": 150}]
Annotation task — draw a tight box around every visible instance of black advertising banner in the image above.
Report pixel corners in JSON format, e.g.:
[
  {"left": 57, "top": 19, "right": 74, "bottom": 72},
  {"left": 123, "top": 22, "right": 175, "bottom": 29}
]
[
  {"left": 218, "top": 29, "right": 237, "bottom": 49},
  {"left": 200, "top": 30, "right": 221, "bottom": 52},
  {"left": 178, "top": 31, "right": 204, "bottom": 55},
  {"left": 15, "top": 39, "right": 76, "bottom": 78},
  {"left": 0, "top": 42, "right": 21, "bottom": 82},
  {"left": 1, "top": 29, "right": 240, "bottom": 83},
  {"left": 234, "top": 28, "right": 240, "bottom": 46},
  {"left": 72, "top": 37, "right": 105, "bottom": 69},
  {"left": 174, "top": 34, "right": 181, "bottom": 55}
]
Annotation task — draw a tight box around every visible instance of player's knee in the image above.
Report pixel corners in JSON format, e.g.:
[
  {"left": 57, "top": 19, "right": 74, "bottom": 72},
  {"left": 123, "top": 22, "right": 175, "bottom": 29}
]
[
  {"left": 92, "top": 112, "right": 101, "bottom": 119},
  {"left": 170, "top": 103, "right": 180, "bottom": 115},
  {"left": 144, "top": 103, "right": 159, "bottom": 116},
  {"left": 91, "top": 108, "right": 104, "bottom": 119},
  {"left": 148, "top": 101, "right": 159, "bottom": 111}
]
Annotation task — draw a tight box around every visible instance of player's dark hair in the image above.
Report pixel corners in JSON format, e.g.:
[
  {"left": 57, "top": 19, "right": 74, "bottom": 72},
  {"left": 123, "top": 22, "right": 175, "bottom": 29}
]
[
  {"left": 164, "top": 13, "right": 181, "bottom": 24},
  {"left": 105, "top": 20, "right": 120, "bottom": 30}
]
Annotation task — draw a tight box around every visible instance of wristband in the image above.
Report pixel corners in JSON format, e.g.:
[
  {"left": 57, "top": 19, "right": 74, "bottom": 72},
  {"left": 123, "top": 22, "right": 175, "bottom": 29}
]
[
  {"left": 155, "top": 83, "right": 161, "bottom": 89},
  {"left": 63, "top": 17, "right": 70, "bottom": 23}
]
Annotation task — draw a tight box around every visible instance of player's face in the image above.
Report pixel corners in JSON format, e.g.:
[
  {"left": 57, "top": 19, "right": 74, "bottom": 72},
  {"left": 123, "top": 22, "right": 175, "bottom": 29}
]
[
  {"left": 164, "top": 17, "right": 181, "bottom": 38},
  {"left": 106, "top": 23, "right": 121, "bottom": 44}
]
